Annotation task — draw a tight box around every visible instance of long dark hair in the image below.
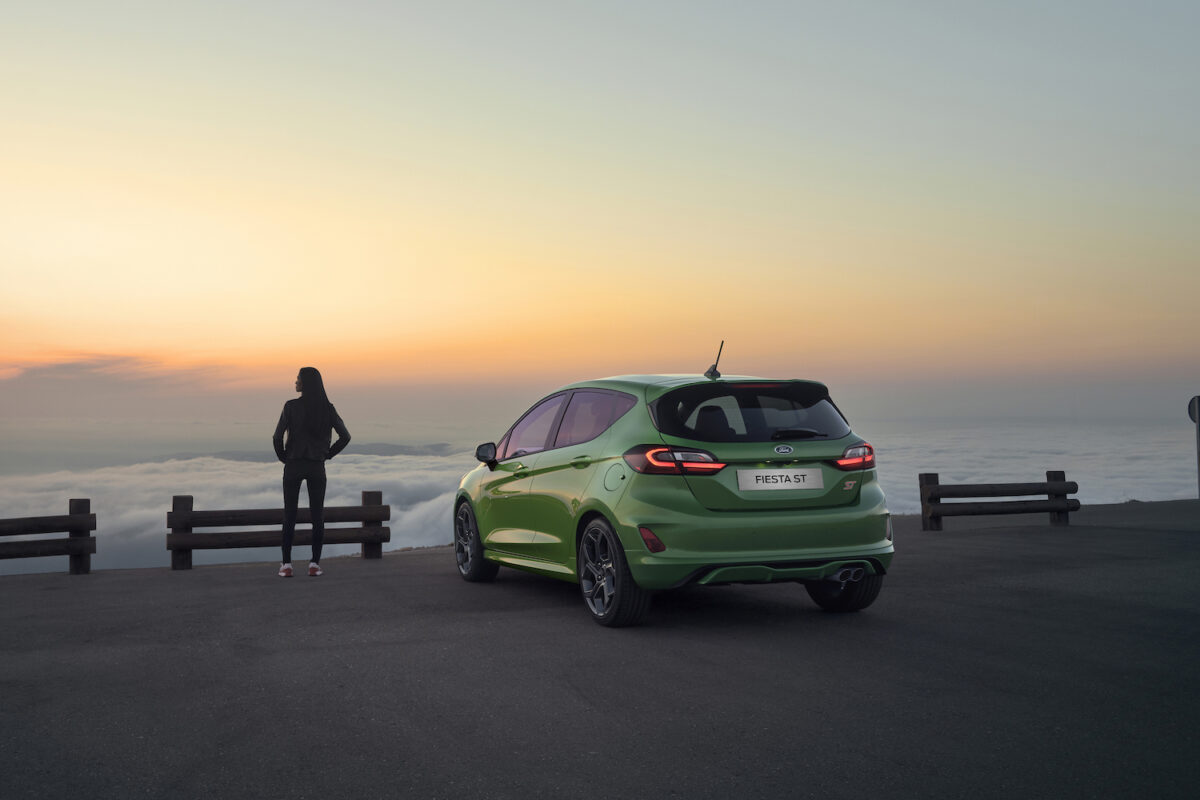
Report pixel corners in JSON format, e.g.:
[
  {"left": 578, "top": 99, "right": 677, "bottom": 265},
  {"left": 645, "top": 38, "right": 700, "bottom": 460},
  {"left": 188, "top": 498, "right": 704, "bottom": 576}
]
[{"left": 297, "top": 366, "right": 333, "bottom": 436}]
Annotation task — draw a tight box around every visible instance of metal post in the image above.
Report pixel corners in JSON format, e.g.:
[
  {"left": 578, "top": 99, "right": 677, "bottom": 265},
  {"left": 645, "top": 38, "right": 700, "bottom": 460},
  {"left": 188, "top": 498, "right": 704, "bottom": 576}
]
[{"left": 1190, "top": 397, "right": 1200, "bottom": 500}]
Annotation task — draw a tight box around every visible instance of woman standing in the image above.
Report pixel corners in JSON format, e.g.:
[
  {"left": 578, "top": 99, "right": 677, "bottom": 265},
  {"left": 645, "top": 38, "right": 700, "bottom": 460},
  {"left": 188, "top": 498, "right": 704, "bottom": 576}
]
[{"left": 272, "top": 367, "right": 351, "bottom": 577}]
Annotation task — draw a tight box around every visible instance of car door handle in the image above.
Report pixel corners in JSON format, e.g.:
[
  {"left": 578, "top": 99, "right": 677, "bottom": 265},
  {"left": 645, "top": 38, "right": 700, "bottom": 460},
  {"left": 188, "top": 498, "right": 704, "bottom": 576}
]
[
  {"left": 570, "top": 456, "right": 593, "bottom": 469},
  {"left": 512, "top": 463, "right": 530, "bottom": 477}
]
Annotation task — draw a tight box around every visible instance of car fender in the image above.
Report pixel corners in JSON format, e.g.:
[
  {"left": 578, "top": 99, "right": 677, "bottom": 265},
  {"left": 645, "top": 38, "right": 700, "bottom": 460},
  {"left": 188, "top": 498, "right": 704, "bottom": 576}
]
[{"left": 570, "top": 494, "right": 639, "bottom": 571}]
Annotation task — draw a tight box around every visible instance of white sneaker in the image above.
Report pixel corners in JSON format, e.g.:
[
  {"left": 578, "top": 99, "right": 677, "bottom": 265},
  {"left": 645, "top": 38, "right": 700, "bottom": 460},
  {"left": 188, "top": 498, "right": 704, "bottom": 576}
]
[
  {"left": 278, "top": 563, "right": 293, "bottom": 578},
  {"left": 308, "top": 562, "right": 323, "bottom": 577}
]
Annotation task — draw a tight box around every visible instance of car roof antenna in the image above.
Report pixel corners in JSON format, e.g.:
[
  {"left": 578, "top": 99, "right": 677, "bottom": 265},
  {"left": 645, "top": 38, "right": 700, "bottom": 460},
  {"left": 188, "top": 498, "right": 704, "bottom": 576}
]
[{"left": 704, "top": 340, "right": 724, "bottom": 380}]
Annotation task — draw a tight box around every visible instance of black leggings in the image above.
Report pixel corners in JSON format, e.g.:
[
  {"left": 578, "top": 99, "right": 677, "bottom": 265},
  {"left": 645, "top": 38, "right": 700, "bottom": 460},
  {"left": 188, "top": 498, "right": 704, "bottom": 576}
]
[{"left": 282, "top": 460, "right": 327, "bottom": 564}]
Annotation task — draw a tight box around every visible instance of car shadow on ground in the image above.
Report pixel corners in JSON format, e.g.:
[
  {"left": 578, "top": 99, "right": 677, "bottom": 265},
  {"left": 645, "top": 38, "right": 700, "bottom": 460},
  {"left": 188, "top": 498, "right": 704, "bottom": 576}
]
[{"left": 471, "top": 566, "right": 885, "bottom": 631}]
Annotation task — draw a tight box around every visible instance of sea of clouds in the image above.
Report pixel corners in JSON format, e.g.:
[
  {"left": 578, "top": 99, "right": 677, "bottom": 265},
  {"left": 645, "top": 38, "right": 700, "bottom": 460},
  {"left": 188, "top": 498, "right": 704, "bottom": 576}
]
[
  {"left": 870, "top": 418, "right": 1198, "bottom": 524},
  {"left": 0, "top": 454, "right": 469, "bottom": 575},
  {"left": 2, "top": 417, "right": 1196, "bottom": 575}
]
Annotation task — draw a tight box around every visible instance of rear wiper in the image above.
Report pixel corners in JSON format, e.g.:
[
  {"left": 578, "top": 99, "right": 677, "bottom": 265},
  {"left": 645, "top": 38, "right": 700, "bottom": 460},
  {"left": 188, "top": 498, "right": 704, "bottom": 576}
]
[{"left": 771, "top": 428, "right": 827, "bottom": 440}]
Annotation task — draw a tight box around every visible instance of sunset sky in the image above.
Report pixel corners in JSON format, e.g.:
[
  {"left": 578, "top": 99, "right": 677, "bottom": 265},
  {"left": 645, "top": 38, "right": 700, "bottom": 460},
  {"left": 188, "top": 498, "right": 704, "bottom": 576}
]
[{"left": 3, "top": 1, "right": 1198, "bottom": 415}]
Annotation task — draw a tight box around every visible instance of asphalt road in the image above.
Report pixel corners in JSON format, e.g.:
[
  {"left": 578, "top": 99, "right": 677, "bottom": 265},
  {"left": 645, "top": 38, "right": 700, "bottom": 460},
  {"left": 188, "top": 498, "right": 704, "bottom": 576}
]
[{"left": 2, "top": 501, "right": 1199, "bottom": 799}]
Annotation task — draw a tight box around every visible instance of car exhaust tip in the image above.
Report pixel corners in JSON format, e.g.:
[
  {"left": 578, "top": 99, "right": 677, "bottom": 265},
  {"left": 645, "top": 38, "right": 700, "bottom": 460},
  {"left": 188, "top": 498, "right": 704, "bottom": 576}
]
[{"left": 828, "top": 566, "right": 866, "bottom": 584}]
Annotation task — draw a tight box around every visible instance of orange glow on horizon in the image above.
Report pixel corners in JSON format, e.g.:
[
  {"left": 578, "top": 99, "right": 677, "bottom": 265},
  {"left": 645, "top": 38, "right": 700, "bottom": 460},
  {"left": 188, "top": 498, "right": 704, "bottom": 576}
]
[{"left": 3, "top": 3, "right": 1198, "bottom": 399}]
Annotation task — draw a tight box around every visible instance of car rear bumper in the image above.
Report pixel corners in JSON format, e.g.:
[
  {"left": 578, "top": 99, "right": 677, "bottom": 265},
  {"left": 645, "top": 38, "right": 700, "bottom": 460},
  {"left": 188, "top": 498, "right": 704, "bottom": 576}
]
[{"left": 617, "top": 481, "right": 893, "bottom": 590}]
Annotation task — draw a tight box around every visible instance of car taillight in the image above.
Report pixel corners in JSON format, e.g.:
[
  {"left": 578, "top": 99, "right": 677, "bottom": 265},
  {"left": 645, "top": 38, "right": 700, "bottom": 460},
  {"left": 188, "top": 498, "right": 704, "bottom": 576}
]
[
  {"left": 832, "top": 442, "right": 875, "bottom": 471},
  {"left": 623, "top": 445, "right": 726, "bottom": 475}
]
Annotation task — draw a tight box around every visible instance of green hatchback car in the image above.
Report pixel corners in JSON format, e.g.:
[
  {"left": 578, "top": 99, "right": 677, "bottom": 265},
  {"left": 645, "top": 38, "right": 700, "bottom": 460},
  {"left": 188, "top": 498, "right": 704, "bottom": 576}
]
[{"left": 454, "top": 375, "right": 893, "bottom": 626}]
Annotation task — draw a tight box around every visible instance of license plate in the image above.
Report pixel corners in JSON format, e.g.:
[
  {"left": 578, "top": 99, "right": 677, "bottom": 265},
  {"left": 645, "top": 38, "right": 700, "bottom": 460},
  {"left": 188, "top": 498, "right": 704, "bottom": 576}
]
[{"left": 737, "top": 468, "right": 824, "bottom": 491}]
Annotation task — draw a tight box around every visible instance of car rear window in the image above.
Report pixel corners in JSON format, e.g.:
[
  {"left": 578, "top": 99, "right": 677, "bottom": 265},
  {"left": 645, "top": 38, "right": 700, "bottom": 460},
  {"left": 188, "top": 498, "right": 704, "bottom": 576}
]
[{"left": 651, "top": 382, "right": 850, "bottom": 442}]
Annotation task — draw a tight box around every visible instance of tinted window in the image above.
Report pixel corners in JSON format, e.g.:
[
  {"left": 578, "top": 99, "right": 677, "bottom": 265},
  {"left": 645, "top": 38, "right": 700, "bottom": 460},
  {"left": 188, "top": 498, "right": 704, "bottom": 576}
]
[
  {"left": 500, "top": 394, "right": 567, "bottom": 460},
  {"left": 554, "top": 390, "right": 637, "bottom": 448},
  {"left": 653, "top": 383, "right": 850, "bottom": 442}
]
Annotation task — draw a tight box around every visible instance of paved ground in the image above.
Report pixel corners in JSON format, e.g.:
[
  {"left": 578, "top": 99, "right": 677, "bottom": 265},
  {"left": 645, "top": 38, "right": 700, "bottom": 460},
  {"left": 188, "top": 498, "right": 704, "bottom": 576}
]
[{"left": 2, "top": 500, "right": 1199, "bottom": 799}]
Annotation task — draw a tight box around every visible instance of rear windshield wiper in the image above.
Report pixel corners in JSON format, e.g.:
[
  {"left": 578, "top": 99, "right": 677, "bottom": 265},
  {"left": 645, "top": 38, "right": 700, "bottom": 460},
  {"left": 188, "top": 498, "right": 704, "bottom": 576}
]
[{"left": 771, "top": 428, "right": 827, "bottom": 440}]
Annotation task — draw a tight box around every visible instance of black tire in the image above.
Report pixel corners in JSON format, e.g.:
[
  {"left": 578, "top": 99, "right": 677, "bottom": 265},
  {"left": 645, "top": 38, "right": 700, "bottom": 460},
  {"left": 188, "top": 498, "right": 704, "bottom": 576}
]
[
  {"left": 455, "top": 502, "right": 499, "bottom": 582},
  {"left": 577, "top": 518, "right": 651, "bottom": 627},
  {"left": 806, "top": 574, "right": 883, "bottom": 612}
]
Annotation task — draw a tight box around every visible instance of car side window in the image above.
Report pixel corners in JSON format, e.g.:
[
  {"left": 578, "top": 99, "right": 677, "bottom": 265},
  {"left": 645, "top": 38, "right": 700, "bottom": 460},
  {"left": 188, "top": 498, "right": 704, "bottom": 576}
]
[
  {"left": 499, "top": 394, "right": 567, "bottom": 461},
  {"left": 554, "top": 390, "right": 636, "bottom": 449}
]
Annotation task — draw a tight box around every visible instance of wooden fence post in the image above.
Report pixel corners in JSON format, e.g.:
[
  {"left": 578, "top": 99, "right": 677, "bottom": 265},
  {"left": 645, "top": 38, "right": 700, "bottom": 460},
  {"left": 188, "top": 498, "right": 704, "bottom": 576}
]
[
  {"left": 362, "top": 491, "right": 383, "bottom": 559},
  {"left": 1046, "top": 470, "right": 1070, "bottom": 526},
  {"left": 919, "top": 473, "right": 942, "bottom": 531},
  {"left": 171, "top": 495, "right": 194, "bottom": 570},
  {"left": 68, "top": 498, "right": 91, "bottom": 575}
]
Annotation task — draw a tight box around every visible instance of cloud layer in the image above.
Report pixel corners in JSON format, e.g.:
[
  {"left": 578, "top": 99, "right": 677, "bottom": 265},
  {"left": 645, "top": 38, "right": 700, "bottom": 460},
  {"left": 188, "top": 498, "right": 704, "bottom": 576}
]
[
  {"left": 3, "top": 416, "right": 1196, "bottom": 576},
  {"left": 0, "top": 455, "right": 465, "bottom": 575}
]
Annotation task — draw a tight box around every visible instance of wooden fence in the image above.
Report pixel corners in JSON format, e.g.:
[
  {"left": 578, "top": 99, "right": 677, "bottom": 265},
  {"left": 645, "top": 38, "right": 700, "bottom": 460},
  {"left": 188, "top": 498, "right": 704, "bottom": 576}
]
[
  {"left": 0, "top": 499, "right": 97, "bottom": 574},
  {"left": 167, "top": 491, "right": 391, "bottom": 570},
  {"left": 918, "top": 471, "right": 1080, "bottom": 531}
]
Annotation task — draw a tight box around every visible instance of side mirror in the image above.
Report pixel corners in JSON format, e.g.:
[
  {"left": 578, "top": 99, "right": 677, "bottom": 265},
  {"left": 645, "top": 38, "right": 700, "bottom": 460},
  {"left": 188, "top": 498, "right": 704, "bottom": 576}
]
[{"left": 475, "top": 442, "right": 498, "bottom": 469}]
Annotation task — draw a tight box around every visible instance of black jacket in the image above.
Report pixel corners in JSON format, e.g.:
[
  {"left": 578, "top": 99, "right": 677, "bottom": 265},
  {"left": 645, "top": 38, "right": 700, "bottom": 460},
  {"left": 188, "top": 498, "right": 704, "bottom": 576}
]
[{"left": 273, "top": 399, "right": 351, "bottom": 462}]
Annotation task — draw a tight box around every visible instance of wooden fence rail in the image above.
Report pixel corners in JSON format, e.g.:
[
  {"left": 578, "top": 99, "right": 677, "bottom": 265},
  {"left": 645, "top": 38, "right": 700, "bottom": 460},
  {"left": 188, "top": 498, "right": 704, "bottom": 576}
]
[
  {"left": 0, "top": 499, "right": 97, "bottom": 574},
  {"left": 167, "top": 491, "right": 391, "bottom": 570},
  {"left": 919, "top": 471, "right": 1080, "bottom": 531}
]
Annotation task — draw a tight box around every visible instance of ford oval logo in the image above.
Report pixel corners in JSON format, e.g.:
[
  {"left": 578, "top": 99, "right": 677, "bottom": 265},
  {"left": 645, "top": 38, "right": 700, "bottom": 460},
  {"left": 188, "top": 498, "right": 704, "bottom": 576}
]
[{"left": 774, "top": 444, "right": 794, "bottom": 455}]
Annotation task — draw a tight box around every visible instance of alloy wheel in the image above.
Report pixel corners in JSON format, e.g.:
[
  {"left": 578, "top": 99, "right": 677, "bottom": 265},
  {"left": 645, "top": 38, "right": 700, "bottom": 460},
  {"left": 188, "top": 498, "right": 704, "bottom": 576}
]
[
  {"left": 455, "top": 503, "right": 475, "bottom": 576},
  {"left": 580, "top": 526, "right": 617, "bottom": 616}
]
